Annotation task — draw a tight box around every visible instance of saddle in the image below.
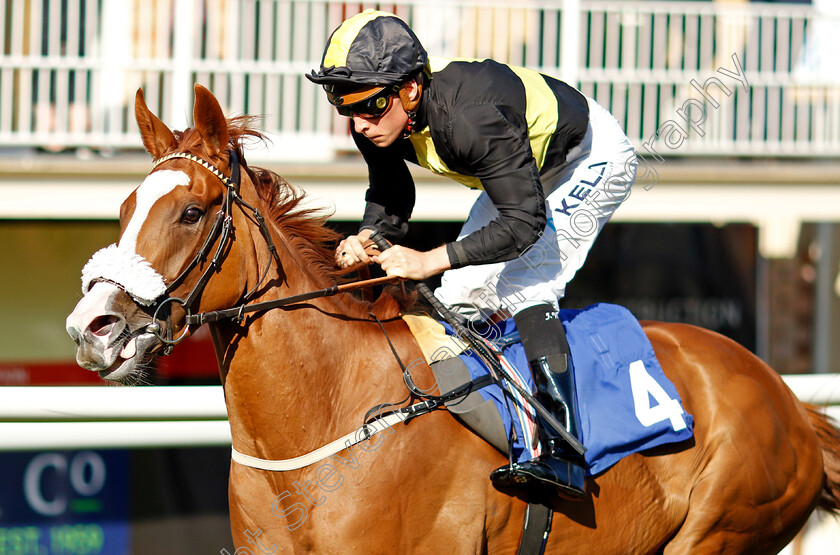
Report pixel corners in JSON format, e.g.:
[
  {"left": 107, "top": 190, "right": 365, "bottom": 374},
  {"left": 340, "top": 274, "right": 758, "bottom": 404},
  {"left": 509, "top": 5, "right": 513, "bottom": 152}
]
[{"left": 404, "top": 303, "right": 694, "bottom": 476}]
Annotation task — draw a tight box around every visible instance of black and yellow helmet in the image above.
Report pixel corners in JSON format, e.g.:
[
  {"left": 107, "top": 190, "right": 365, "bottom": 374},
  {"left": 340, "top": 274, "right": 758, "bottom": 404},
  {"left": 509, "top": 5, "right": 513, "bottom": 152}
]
[{"left": 306, "top": 10, "right": 428, "bottom": 97}]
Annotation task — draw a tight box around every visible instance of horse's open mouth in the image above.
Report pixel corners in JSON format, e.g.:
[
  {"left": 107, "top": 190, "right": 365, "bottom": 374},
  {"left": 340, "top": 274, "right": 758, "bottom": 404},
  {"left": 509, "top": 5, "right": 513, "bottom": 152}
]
[{"left": 98, "top": 332, "right": 159, "bottom": 383}]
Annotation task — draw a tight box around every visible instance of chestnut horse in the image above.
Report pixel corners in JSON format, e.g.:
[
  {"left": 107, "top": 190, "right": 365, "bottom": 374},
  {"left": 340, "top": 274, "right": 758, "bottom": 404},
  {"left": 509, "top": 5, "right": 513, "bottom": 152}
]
[{"left": 67, "top": 85, "right": 840, "bottom": 553}]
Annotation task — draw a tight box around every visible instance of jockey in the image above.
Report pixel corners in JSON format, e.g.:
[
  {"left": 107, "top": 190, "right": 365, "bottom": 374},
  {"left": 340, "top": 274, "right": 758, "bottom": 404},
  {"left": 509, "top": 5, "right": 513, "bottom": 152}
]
[{"left": 308, "top": 10, "right": 636, "bottom": 498}]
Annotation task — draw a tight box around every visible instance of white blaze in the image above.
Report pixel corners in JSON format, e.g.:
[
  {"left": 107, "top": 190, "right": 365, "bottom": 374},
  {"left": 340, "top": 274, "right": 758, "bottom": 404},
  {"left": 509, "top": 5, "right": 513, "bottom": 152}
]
[
  {"left": 78, "top": 169, "right": 191, "bottom": 305},
  {"left": 120, "top": 170, "right": 190, "bottom": 253}
]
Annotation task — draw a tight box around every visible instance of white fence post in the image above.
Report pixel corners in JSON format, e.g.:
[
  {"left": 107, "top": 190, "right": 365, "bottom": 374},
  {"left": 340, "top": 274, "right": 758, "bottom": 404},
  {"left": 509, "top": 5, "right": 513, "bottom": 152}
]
[
  {"left": 169, "top": 0, "right": 196, "bottom": 131},
  {"left": 561, "top": 0, "right": 582, "bottom": 87},
  {"left": 99, "top": 0, "right": 131, "bottom": 140}
]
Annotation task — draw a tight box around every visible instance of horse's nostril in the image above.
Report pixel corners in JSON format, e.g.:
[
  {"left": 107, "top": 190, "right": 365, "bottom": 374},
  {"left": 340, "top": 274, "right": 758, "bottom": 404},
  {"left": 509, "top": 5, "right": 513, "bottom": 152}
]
[
  {"left": 89, "top": 314, "right": 121, "bottom": 337},
  {"left": 67, "top": 325, "right": 82, "bottom": 345}
]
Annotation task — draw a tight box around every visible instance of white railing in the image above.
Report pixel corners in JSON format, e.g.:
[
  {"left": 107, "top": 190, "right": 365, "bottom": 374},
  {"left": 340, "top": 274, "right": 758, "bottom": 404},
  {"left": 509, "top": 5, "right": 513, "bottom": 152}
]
[
  {"left": 0, "top": 0, "right": 837, "bottom": 159},
  {"left": 0, "top": 374, "right": 838, "bottom": 451},
  {"left": 1, "top": 375, "right": 835, "bottom": 554},
  {"left": 0, "top": 385, "right": 230, "bottom": 450}
]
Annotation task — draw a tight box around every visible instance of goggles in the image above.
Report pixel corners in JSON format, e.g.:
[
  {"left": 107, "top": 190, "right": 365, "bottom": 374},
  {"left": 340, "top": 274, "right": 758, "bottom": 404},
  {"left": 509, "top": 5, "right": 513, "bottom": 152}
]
[{"left": 329, "top": 85, "right": 400, "bottom": 118}]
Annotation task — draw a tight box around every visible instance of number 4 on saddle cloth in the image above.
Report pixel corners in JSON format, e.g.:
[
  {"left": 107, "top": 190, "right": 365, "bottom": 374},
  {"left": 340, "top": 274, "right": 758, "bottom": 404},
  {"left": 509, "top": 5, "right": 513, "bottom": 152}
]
[{"left": 403, "top": 303, "right": 694, "bottom": 476}]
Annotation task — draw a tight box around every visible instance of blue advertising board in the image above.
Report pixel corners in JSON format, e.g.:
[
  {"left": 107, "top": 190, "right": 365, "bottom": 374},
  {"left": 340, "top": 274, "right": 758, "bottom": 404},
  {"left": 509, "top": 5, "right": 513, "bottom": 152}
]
[{"left": 0, "top": 450, "right": 129, "bottom": 555}]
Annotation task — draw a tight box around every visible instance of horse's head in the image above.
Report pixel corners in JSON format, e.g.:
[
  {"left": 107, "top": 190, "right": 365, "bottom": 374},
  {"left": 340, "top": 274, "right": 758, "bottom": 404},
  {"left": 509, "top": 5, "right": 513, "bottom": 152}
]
[{"left": 66, "top": 84, "right": 257, "bottom": 383}]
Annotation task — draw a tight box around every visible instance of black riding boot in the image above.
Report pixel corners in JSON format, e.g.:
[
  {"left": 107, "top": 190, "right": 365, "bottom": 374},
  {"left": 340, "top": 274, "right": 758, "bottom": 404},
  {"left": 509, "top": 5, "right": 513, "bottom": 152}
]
[{"left": 489, "top": 303, "right": 586, "bottom": 499}]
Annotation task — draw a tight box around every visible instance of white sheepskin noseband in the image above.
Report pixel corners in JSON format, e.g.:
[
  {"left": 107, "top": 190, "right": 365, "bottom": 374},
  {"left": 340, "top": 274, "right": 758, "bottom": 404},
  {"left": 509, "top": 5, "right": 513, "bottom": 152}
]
[{"left": 81, "top": 244, "right": 167, "bottom": 306}]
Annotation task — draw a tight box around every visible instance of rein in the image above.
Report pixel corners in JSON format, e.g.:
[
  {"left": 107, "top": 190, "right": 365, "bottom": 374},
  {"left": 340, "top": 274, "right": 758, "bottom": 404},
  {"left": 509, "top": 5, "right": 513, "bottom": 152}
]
[{"left": 185, "top": 275, "right": 399, "bottom": 325}]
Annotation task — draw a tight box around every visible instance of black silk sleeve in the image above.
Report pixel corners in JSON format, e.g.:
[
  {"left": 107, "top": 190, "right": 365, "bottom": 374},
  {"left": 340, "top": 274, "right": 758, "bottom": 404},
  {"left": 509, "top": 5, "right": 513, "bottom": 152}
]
[
  {"left": 443, "top": 104, "right": 547, "bottom": 268},
  {"left": 353, "top": 128, "right": 416, "bottom": 242}
]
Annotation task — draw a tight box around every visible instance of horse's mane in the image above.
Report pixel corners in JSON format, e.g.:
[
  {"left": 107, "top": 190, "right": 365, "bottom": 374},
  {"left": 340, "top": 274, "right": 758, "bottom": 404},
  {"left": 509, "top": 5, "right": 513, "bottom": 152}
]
[{"left": 176, "top": 116, "right": 410, "bottom": 319}]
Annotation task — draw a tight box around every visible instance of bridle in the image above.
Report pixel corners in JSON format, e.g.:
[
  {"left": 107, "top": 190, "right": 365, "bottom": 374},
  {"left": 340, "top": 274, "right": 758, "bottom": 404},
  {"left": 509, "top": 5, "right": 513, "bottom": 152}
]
[
  {"left": 143, "top": 149, "right": 398, "bottom": 351},
  {"left": 140, "top": 149, "right": 280, "bottom": 351}
]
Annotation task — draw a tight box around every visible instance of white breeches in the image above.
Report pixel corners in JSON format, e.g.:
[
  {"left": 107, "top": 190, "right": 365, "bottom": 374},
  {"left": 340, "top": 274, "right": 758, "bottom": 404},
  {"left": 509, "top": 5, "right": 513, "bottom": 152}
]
[{"left": 435, "top": 96, "right": 637, "bottom": 321}]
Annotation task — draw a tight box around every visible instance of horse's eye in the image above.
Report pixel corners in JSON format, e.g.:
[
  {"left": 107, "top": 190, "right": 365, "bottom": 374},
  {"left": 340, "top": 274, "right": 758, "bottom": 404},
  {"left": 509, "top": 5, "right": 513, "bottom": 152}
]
[{"left": 181, "top": 206, "right": 203, "bottom": 224}]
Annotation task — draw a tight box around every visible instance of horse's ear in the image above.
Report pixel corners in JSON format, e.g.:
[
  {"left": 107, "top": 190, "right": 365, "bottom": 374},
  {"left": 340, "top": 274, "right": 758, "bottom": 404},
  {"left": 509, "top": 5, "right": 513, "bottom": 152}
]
[
  {"left": 134, "top": 88, "right": 177, "bottom": 159},
  {"left": 193, "top": 84, "right": 229, "bottom": 159}
]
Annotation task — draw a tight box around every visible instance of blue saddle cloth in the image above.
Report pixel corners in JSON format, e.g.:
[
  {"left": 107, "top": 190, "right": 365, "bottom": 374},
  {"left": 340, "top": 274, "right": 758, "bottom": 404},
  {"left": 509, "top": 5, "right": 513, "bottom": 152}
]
[{"left": 443, "top": 303, "right": 694, "bottom": 476}]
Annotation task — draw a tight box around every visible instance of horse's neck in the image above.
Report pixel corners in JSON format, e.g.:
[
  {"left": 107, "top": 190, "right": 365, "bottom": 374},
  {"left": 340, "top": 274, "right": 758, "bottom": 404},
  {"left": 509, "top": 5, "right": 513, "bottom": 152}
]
[{"left": 213, "top": 227, "right": 412, "bottom": 461}]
